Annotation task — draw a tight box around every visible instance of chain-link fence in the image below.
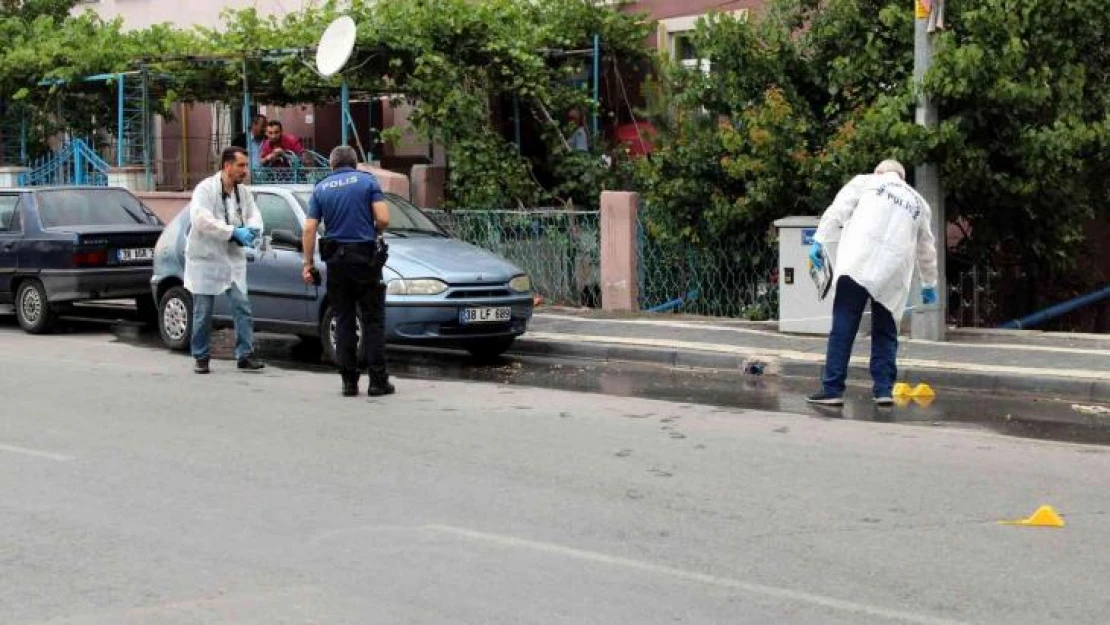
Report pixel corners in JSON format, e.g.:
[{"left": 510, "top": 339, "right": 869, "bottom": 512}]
[
  {"left": 424, "top": 208, "right": 601, "bottom": 307},
  {"left": 637, "top": 218, "right": 779, "bottom": 320}
]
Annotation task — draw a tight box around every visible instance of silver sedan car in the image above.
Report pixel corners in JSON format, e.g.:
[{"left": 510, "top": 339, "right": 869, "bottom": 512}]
[{"left": 150, "top": 185, "right": 534, "bottom": 362}]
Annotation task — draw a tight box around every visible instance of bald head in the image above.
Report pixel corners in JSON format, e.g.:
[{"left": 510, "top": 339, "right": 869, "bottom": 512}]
[{"left": 874, "top": 159, "right": 906, "bottom": 180}]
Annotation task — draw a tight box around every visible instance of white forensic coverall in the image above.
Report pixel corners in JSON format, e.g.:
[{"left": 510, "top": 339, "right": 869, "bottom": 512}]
[
  {"left": 183, "top": 173, "right": 264, "bottom": 296},
  {"left": 813, "top": 171, "right": 939, "bottom": 322}
]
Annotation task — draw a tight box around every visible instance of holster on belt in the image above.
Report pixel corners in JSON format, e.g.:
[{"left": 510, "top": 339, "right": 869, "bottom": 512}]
[{"left": 320, "top": 236, "right": 388, "bottom": 270}]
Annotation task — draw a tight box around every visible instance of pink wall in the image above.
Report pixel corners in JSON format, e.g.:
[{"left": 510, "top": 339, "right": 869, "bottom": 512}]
[
  {"left": 600, "top": 191, "right": 640, "bottom": 311},
  {"left": 621, "top": 0, "right": 765, "bottom": 23},
  {"left": 78, "top": 0, "right": 290, "bottom": 30},
  {"left": 137, "top": 191, "right": 191, "bottom": 225},
  {"left": 136, "top": 166, "right": 412, "bottom": 225}
]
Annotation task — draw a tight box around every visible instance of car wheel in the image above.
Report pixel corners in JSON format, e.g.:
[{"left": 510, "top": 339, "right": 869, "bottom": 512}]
[
  {"left": 320, "top": 305, "right": 365, "bottom": 367},
  {"left": 158, "top": 286, "right": 193, "bottom": 351},
  {"left": 466, "top": 336, "right": 516, "bottom": 361},
  {"left": 15, "top": 280, "right": 57, "bottom": 334}
]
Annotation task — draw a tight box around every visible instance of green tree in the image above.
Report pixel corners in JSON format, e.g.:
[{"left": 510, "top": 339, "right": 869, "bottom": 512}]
[{"left": 634, "top": 0, "right": 1110, "bottom": 322}]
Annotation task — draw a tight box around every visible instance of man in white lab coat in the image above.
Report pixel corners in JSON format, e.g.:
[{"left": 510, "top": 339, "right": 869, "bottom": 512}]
[
  {"left": 183, "top": 146, "right": 265, "bottom": 374},
  {"left": 806, "top": 159, "right": 939, "bottom": 406}
]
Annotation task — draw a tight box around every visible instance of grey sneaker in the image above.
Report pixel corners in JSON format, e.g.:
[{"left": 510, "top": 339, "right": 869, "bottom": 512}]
[
  {"left": 874, "top": 395, "right": 895, "bottom": 406},
  {"left": 194, "top": 358, "right": 210, "bottom": 374}
]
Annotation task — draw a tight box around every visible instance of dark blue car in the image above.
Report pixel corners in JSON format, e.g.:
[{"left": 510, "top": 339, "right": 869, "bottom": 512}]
[{"left": 0, "top": 186, "right": 164, "bottom": 333}]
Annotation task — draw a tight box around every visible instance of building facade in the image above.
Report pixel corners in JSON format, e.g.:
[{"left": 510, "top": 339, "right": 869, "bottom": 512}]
[{"left": 78, "top": 0, "right": 433, "bottom": 191}]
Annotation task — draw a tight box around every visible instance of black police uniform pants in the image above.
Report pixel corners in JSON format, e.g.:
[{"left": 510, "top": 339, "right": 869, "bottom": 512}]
[{"left": 326, "top": 260, "right": 387, "bottom": 378}]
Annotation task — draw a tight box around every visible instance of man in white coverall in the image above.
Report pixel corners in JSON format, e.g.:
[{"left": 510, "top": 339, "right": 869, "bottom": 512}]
[
  {"left": 184, "top": 146, "right": 266, "bottom": 375},
  {"left": 806, "top": 159, "right": 939, "bottom": 406}
]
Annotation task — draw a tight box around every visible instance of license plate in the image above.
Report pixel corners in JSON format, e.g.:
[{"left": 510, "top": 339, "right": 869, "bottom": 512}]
[
  {"left": 459, "top": 306, "right": 511, "bottom": 324},
  {"left": 117, "top": 247, "right": 154, "bottom": 262}
]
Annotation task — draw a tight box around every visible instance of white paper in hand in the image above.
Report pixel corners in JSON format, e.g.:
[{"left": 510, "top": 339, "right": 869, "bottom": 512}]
[{"left": 808, "top": 254, "right": 834, "bottom": 301}]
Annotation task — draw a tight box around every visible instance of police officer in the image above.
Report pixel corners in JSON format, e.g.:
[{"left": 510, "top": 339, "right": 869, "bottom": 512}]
[{"left": 301, "top": 146, "right": 394, "bottom": 397}]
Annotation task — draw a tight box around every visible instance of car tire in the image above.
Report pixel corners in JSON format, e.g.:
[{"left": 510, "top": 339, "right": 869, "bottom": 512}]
[
  {"left": 158, "top": 286, "right": 193, "bottom": 352},
  {"left": 320, "top": 305, "right": 365, "bottom": 367},
  {"left": 15, "top": 279, "right": 57, "bottom": 335},
  {"left": 466, "top": 336, "right": 516, "bottom": 361}
]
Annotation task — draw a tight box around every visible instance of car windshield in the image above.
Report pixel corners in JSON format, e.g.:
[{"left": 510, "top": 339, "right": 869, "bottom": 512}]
[
  {"left": 36, "top": 189, "right": 161, "bottom": 228},
  {"left": 293, "top": 191, "right": 448, "bottom": 237}
]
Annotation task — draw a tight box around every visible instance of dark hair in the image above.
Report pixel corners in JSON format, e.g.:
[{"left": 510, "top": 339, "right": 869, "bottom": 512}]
[
  {"left": 221, "top": 146, "right": 247, "bottom": 167},
  {"left": 266, "top": 120, "right": 283, "bottom": 132}
]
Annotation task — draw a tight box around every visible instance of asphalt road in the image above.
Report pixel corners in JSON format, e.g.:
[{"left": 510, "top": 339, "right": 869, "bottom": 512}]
[{"left": 2, "top": 324, "right": 1110, "bottom": 624}]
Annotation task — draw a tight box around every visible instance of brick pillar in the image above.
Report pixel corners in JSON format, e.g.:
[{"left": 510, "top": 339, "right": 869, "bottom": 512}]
[
  {"left": 357, "top": 163, "right": 410, "bottom": 200},
  {"left": 411, "top": 164, "right": 447, "bottom": 208},
  {"left": 600, "top": 191, "right": 640, "bottom": 312}
]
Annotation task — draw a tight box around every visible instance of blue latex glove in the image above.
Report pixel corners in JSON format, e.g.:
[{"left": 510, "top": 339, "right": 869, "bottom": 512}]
[
  {"left": 922, "top": 286, "right": 937, "bottom": 305},
  {"left": 231, "top": 226, "right": 256, "bottom": 247},
  {"left": 808, "top": 241, "right": 824, "bottom": 270}
]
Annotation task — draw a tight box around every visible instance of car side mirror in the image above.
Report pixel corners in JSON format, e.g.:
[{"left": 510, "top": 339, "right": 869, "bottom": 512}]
[{"left": 270, "top": 229, "right": 302, "bottom": 251}]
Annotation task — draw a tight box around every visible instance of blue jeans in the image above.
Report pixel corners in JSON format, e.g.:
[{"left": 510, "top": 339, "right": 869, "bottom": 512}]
[
  {"left": 822, "top": 276, "right": 898, "bottom": 398},
  {"left": 191, "top": 284, "right": 255, "bottom": 361}
]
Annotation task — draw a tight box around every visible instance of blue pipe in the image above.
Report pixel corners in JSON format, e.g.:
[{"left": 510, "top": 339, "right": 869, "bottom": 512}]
[
  {"left": 997, "top": 285, "right": 1110, "bottom": 330},
  {"left": 647, "top": 290, "right": 699, "bottom": 313},
  {"left": 340, "top": 79, "right": 350, "bottom": 146}
]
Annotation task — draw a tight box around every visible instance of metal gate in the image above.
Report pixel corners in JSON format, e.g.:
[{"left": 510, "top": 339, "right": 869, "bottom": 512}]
[{"left": 22, "top": 139, "right": 110, "bottom": 187}]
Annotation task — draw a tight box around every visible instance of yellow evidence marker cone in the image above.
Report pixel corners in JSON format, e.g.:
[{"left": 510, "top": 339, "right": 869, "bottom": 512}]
[
  {"left": 910, "top": 383, "right": 936, "bottom": 398},
  {"left": 893, "top": 383, "right": 913, "bottom": 397},
  {"left": 1000, "top": 505, "right": 1065, "bottom": 528}
]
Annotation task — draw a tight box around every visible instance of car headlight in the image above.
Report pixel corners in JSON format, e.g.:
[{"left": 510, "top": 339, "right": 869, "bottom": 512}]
[
  {"left": 386, "top": 278, "right": 449, "bottom": 296},
  {"left": 509, "top": 274, "right": 532, "bottom": 293}
]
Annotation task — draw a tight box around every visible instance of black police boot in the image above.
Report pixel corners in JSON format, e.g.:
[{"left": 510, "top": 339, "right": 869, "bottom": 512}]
[
  {"left": 341, "top": 370, "right": 359, "bottom": 397},
  {"left": 367, "top": 368, "right": 395, "bottom": 397}
]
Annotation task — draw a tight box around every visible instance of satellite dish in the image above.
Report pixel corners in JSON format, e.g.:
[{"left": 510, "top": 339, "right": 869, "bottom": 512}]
[{"left": 315, "top": 15, "right": 357, "bottom": 78}]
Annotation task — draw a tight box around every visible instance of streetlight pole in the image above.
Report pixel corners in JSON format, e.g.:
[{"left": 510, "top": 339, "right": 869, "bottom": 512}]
[{"left": 911, "top": 0, "right": 947, "bottom": 341}]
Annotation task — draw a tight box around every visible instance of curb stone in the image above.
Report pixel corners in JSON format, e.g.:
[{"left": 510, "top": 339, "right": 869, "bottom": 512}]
[{"left": 511, "top": 338, "right": 1106, "bottom": 403}]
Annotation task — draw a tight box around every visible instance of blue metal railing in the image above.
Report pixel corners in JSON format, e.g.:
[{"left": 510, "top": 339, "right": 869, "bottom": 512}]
[
  {"left": 21, "top": 139, "right": 110, "bottom": 187},
  {"left": 249, "top": 148, "right": 331, "bottom": 185}
]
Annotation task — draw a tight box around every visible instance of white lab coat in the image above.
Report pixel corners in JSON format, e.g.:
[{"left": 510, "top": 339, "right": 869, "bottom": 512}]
[
  {"left": 183, "top": 173, "right": 264, "bottom": 296},
  {"left": 813, "top": 172, "right": 939, "bottom": 322}
]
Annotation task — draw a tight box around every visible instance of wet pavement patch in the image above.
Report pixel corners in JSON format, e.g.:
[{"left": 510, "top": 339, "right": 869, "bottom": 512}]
[{"left": 7, "top": 306, "right": 1109, "bottom": 448}]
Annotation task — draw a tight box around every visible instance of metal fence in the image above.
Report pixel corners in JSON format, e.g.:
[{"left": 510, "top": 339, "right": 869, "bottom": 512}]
[
  {"left": 424, "top": 208, "right": 601, "bottom": 307},
  {"left": 22, "top": 139, "right": 110, "bottom": 187},
  {"left": 250, "top": 149, "right": 332, "bottom": 185},
  {"left": 637, "top": 218, "right": 779, "bottom": 320}
]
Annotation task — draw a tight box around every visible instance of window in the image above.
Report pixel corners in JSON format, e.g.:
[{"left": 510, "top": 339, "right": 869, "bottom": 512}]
[
  {"left": 292, "top": 191, "right": 447, "bottom": 237},
  {"left": 34, "top": 189, "right": 152, "bottom": 229},
  {"left": 252, "top": 192, "right": 301, "bottom": 239},
  {"left": 658, "top": 9, "right": 750, "bottom": 75},
  {"left": 0, "top": 195, "right": 20, "bottom": 232}
]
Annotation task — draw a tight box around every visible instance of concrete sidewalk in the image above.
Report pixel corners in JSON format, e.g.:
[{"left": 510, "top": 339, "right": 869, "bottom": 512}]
[{"left": 514, "top": 308, "right": 1110, "bottom": 403}]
